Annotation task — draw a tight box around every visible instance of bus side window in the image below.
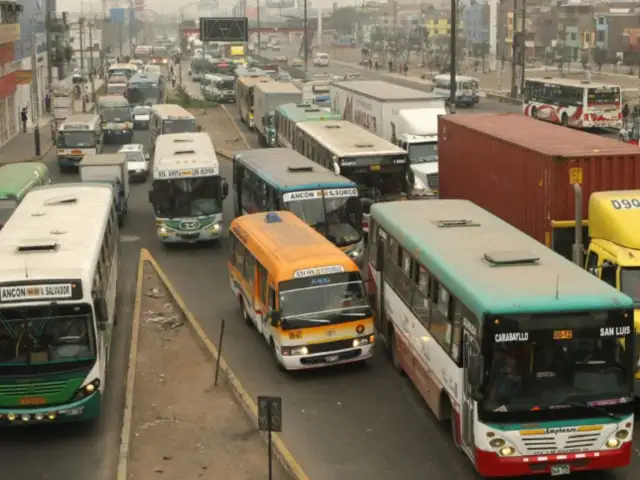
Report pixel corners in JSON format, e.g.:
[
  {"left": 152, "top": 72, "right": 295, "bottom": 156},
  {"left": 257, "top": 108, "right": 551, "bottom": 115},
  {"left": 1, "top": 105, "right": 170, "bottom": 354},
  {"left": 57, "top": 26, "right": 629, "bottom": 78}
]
[
  {"left": 450, "top": 300, "right": 463, "bottom": 364},
  {"left": 269, "top": 285, "right": 277, "bottom": 311},
  {"left": 430, "top": 282, "right": 453, "bottom": 348},
  {"left": 233, "top": 238, "right": 246, "bottom": 273},
  {"left": 585, "top": 250, "right": 598, "bottom": 276},
  {"left": 244, "top": 252, "right": 255, "bottom": 290},
  {"left": 368, "top": 221, "right": 378, "bottom": 268},
  {"left": 257, "top": 263, "right": 268, "bottom": 308},
  {"left": 601, "top": 260, "right": 617, "bottom": 287}
]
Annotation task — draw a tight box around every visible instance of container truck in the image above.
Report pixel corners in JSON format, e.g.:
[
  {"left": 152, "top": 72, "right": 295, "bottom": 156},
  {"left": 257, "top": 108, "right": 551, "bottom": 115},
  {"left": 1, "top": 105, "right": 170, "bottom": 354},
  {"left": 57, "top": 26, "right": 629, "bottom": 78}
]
[
  {"left": 330, "top": 80, "right": 446, "bottom": 197},
  {"left": 79, "top": 153, "right": 130, "bottom": 223},
  {"left": 253, "top": 82, "right": 302, "bottom": 147}
]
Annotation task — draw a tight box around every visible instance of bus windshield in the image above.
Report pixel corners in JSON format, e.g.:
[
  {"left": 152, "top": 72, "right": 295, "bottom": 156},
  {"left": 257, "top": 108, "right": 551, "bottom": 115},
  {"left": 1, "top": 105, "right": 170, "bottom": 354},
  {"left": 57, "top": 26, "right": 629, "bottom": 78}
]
[
  {"left": 0, "top": 198, "right": 17, "bottom": 226},
  {"left": 57, "top": 131, "right": 96, "bottom": 148},
  {"left": 151, "top": 176, "right": 222, "bottom": 218},
  {"left": 216, "top": 79, "right": 234, "bottom": 90},
  {"left": 103, "top": 107, "right": 132, "bottom": 122},
  {"left": 0, "top": 303, "right": 95, "bottom": 372},
  {"left": 279, "top": 272, "right": 371, "bottom": 329},
  {"left": 127, "top": 83, "right": 159, "bottom": 105},
  {"left": 162, "top": 119, "right": 196, "bottom": 134},
  {"left": 587, "top": 87, "right": 620, "bottom": 106},
  {"left": 482, "top": 311, "right": 634, "bottom": 418},
  {"left": 283, "top": 190, "right": 362, "bottom": 247}
]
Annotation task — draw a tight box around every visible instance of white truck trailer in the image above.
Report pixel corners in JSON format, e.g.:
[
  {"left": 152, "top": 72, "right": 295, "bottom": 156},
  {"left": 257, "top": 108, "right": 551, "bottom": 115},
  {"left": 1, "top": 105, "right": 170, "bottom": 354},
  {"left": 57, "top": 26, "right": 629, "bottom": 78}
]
[
  {"left": 330, "top": 80, "right": 446, "bottom": 197},
  {"left": 253, "top": 82, "right": 302, "bottom": 147}
]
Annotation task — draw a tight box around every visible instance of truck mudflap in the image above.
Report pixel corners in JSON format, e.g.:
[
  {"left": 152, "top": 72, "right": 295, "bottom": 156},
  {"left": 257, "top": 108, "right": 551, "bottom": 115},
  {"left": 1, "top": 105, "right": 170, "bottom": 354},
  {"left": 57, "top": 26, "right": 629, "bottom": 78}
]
[{"left": 550, "top": 220, "right": 590, "bottom": 262}]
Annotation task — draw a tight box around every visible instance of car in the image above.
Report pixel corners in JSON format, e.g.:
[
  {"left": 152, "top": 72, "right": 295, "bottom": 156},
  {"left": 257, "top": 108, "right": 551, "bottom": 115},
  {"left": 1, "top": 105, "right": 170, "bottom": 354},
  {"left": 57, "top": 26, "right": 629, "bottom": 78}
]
[
  {"left": 344, "top": 72, "right": 361, "bottom": 81},
  {"left": 277, "top": 71, "right": 292, "bottom": 82},
  {"left": 118, "top": 144, "right": 150, "bottom": 182},
  {"left": 270, "top": 44, "right": 280, "bottom": 51},
  {"left": 275, "top": 55, "right": 287, "bottom": 63},
  {"left": 289, "top": 57, "right": 304, "bottom": 68},
  {"left": 132, "top": 105, "right": 152, "bottom": 130}
]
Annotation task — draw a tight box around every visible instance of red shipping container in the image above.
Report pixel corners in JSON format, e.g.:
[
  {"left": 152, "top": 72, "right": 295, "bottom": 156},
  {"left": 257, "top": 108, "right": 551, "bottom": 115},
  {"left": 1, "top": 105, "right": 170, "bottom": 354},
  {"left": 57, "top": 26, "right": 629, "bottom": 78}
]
[{"left": 438, "top": 113, "right": 640, "bottom": 251}]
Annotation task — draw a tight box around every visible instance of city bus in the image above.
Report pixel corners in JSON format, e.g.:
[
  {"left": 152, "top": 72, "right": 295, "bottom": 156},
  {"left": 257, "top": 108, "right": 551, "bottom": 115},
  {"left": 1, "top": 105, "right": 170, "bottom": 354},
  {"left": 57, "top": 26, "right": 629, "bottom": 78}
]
[
  {"left": 149, "top": 104, "right": 196, "bottom": 154},
  {"left": 107, "top": 63, "right": 138, "bottom": 80},
  {"left": 433, "top": 74, "right": 480, "bottom": 107},
  {"left": 149, "top": 132, "right": 228, "bottom": 244},
  {"left": 232, "top": 148, "right": 364, "bottom": 262},
  {"left": 126, "top": 71, "right": 164, "bottom": 106},
  {"left": 96, "top": 96, "right": 133, "bottom": 144},
  {"left": 0, "top": 162, "right": 50, "bottom": 230},
  {"left": 236, "top": 75, "right": 272, "bottom": 128},
  {"left": 228, "top": 210, "right": 374, "bottom": 371},
  {"left": 294, "top": 120, "right": 410, "bottom": 233},
  {"left": 367, "top": 199, "right": 635, "bottom": 476},
  {"left": 274, "top": 102, "right": 340, "bottom": 149},
  {"left": 523, "top": 78, "right": 622, "bottom": 129},
  {"left": 56, "top": 114, "right": 103, "bottom": 171},
  {"left": 133, "top": 45, "right": 153, "bottom": 64},
  {"left": 0, "top": 183, "right": 119, "bottom": 424}
]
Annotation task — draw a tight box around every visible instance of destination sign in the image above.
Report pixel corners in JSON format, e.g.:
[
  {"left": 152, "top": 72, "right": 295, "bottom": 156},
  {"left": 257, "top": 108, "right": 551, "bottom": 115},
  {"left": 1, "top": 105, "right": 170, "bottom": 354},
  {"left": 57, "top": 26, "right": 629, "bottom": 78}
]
[
  {"left": 282, "top": 190, "right": 322, "bottom": 202},
  {"left": 600, "top": 326, "right": 632, "bottom": 337},
  {"left": 293, "top": 265, "right": 345, "bottom": 278},
  {"left": 63, "top": 124, "right": 91, "bottom": 130},
  {"left": 324, "top": 188, "right": 358, "bottom": 198},
  {"left": 155, "top": 167, "right": 218, "bottom": 179},
  {"left": 0, "top": 283, "right": 74, "bottom": 302}
]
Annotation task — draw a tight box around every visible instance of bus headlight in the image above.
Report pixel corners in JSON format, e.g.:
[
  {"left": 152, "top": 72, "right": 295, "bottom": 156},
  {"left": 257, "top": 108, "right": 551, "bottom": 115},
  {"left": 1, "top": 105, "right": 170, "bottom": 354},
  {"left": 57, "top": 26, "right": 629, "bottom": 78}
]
[
  {"left": 615, "top": 429, "right": 630, "bottom": 440},
  {"left": 72, "top": 379, "right": 101, "bottom": 401},
  {"left": 499, "top": 446, "right": 516, "bottom": 456},
  {"left": 281, "top": 345, "right": 308, "bottom": 356},
  {"left": 489, "top": 438, "right": 506, "bottom": 448},
  {"left": 606, "top": 437, "right": 621, "bottom": 449},
  {"left": 353, "top": 335, "right": 375, "bottom": 347}
]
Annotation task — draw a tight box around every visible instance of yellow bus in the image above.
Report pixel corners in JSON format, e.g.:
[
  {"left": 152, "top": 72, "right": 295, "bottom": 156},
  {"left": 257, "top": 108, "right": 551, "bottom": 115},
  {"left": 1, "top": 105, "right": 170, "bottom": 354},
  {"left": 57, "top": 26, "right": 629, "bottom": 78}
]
[{"left": 228, "top": 210, "right": 374, "bottom": 371}]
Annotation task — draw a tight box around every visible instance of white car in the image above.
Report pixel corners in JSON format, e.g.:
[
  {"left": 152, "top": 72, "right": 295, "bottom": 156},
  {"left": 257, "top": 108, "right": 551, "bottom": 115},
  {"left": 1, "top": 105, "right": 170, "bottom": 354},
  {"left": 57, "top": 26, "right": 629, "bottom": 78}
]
[{"left": 119, "top": 144, "right": 150, "bottom": 182}]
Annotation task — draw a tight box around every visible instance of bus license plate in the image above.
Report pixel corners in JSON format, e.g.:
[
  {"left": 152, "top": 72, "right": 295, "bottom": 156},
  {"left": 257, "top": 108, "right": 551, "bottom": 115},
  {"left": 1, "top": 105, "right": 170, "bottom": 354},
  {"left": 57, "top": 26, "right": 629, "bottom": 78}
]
[
  {"left": 551, "top": 465, "right": 570, "bottom": 476},
  {"left": 325, "top": 354, "right": 339, "bottom": 363}
]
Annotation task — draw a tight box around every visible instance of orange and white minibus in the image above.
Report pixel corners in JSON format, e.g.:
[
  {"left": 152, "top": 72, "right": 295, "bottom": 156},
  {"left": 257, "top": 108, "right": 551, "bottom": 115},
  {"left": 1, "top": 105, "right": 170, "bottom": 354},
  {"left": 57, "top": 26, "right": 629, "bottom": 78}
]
[{"left": 228, "top": 210, "right": 374, "bottom": 371}]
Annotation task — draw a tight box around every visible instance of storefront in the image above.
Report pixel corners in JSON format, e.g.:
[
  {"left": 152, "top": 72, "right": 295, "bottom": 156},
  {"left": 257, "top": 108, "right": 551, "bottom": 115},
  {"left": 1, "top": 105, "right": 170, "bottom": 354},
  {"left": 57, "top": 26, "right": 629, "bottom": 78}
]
[{"left": 0, "top": 42, "right": 19, "bottom": 148}]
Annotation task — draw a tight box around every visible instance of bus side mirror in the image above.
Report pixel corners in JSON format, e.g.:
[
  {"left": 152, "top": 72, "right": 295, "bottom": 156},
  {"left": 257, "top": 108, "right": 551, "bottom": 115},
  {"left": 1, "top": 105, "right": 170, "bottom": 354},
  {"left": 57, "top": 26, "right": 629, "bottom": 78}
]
[
  {"left": 269, "top": 310, "right": 281, "bottom": 326},
  {"left": 222, "top": 179, "right": 229, "bottom": 199},
  {"left": 468, "top": 354, "right": 484, "bottom": 388},
  {"left": 148, "top": 190, "right": 156, "bottom": 204}
]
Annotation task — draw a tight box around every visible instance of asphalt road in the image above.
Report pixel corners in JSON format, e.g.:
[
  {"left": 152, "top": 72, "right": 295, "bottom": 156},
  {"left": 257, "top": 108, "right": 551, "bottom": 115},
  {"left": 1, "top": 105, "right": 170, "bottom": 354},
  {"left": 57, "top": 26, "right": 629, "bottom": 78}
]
[{"left": 0, "top": 133, "right": 144, "bottom": 480}]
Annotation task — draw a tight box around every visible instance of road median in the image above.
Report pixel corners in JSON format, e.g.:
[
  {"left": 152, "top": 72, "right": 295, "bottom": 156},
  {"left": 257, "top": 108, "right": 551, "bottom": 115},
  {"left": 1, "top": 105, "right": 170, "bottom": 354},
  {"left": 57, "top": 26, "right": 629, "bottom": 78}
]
[
  {"left": 188, "top": 105, "right": 252, "bottom": 160},
  {"left": 117, "top": 249, "right": 308, "bottom": 480}
]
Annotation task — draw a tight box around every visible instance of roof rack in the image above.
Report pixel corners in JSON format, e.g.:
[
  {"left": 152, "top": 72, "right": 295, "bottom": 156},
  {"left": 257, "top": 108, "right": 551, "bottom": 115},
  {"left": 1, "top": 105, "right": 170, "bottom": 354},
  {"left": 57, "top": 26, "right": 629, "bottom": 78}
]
[{"left": 433, "top": 219, "right": 480, "bottom": 228}]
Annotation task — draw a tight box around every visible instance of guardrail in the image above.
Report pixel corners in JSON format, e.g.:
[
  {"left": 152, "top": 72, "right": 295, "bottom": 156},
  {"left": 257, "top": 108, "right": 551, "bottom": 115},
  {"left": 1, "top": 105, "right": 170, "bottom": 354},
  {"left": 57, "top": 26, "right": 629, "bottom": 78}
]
[{"left": 484, "top": 92, "right": 523, "bottom": 106}]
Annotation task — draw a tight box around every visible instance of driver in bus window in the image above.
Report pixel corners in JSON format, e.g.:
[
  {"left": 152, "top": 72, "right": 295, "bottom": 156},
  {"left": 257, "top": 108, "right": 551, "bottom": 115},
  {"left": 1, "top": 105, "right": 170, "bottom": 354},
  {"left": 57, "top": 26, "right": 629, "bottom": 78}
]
[{"left": 490, "top": 352, "right": 523, "bottom": 404}]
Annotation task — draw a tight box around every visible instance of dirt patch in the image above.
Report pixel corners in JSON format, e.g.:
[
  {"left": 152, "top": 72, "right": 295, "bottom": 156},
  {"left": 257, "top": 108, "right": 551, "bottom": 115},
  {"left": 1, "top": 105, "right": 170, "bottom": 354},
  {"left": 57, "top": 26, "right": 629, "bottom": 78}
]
[
  {"left": 189, "top": 106, "right": 251, "bottom": 158},
  {"left": 128, "top": 263, "right": 291, "bottom": 480}
]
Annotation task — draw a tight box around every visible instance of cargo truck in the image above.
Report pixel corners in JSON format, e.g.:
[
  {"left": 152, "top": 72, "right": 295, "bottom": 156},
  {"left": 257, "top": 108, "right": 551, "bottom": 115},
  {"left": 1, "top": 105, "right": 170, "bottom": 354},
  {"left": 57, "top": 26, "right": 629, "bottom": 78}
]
[
  {"left": 330, "top": 80, "right": 446, "bottom": 197},
  {"left": 439, "top": 113, "right": 640, "bottom": 392},
  {"left": 253, "top": 82, "right": 302, "bottom": 147},
  {"left": 79, "top": 153, "right": 130, "bottom": 223}
]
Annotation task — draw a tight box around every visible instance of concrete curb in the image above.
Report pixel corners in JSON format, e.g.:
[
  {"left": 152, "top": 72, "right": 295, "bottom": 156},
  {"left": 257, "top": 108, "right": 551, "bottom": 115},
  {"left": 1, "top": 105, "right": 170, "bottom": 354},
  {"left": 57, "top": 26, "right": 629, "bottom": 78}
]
[
  {"left": 136, "top": 248, "right": 311, "bottom": 480},
  {"left": 115, "top": 250, "right": 146, "bottom": 480},
  {"left": 212, "top": 105, "right": 251, "bottom": 162},
  {"left": 484, "top": 92, "right": 523, "bottom": 105}
]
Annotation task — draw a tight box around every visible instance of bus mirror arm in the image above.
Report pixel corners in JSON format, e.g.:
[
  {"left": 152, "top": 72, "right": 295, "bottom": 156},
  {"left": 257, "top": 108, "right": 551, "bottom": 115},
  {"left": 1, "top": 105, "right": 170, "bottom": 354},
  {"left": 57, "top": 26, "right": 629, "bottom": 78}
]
[{"left": 222, "top": 179, "right": 229, "bottom": 199}]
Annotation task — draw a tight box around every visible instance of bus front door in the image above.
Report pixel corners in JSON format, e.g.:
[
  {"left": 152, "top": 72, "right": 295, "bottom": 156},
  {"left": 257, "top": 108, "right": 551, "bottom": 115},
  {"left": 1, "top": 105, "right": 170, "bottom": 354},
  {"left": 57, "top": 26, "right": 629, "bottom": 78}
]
[{"left": 462, "top": 333, "right": 477, "bottom": 459}]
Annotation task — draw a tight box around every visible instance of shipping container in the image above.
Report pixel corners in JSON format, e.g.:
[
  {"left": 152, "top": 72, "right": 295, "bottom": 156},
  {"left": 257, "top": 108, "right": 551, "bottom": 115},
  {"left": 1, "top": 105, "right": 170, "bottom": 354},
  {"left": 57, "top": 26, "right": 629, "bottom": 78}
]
[{"left": 438, "top": 113, "right": 640, "bottom": 258}]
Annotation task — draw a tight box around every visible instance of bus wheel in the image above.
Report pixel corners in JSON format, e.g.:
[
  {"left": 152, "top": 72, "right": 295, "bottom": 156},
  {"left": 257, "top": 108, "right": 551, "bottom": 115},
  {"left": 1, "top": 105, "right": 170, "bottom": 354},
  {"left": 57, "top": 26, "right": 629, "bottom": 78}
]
[
  {"left": 561, "top": 113, "right": 569, "bottom": 127},
  {"left": 531, "top": 107, "right": 538, "bottom": 119},
  {"left": 389, "top": 328, "right": 404, "bottom": 375}
]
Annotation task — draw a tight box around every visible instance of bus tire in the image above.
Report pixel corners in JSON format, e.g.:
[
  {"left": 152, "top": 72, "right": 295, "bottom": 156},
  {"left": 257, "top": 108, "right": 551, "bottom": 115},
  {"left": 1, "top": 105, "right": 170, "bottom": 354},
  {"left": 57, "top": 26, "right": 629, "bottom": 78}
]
[
  {"left": 561, "top": 113, "right": 569, "bottom": 127},
  {"left": 531, "top": 107, "right": 538, "bottom": 119},
  {"left": 388, "top": 327, "right": 404, "bottom": 375}
]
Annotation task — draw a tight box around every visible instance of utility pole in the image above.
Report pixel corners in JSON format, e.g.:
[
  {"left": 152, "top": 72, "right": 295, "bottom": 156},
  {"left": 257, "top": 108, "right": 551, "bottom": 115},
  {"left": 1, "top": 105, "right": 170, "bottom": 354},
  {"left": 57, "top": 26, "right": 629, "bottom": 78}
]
[
  {"left": 119, "top": 20, "right": 123, "bottom": 59},
  {"left": 392, "top": 1, "right": 398, "bottom": 64},
  {"left": 510, "top": 0, "right": 518, "bottom": 98},
  {"left": 45, "top": 0, "right": 53, "bottom": 88},
  {"left": 89, "top": 20, "right": 95, "bottom": 102},
  {"left": 129, "top": 0, "right": 135, "bottom": 57},
  {"left": 257, "top": 0, "right": 261, "bottom": 56},
  {"left": 303, "top": 0, "right": 308, "bottom": 76},
  {"left": 449, "top": 0, "right": 457, "bottom": 113},
  {"left": 519, "top": 0, "right": 526, "bottom": 95},
  {"left": 79, "top": 17, "right": 85, "bottom": 71},
  {"left": 31, "top": 34, "right": 41, "bottom": 156}
]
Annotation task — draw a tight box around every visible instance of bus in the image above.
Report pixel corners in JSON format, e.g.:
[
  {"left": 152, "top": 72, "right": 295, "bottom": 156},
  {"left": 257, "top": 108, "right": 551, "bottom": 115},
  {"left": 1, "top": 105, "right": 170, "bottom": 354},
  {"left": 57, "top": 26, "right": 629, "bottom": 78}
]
[
  {"left": 96, "top": 96, "right": 133, "bottom": 144},
  {"left": 274, "top": 102, "right": 340, "bottom": 149},
  {"left": 126, "top": 72, "right": 164, "bottom": 106},
  {"left": 367, "top": 199, "right": 635, "bottom": 476},
  {"left": 294, "top": 120, "right": 410, "bottom": 233},
  {"left": 149, "top": 133, "right": 229, "bottom": 244},
  {"left": 236, "top": 75, "right": 272, "bottom": 128},
  {"left": 0, "top": 183, "right": 119, "bottom": 424},
  {"left": 228, "top": 210, "right": 374, "bottom": 371},
  {"left": 134, "top": 45, "right": 153, "bottom": 64},
  {"left": 149, "top": 104, "right": 196, "bottom": 153},
  {"left": 56, "top": 114, "right": 103, "bottom": 171},
  {"left": 433, "top": 74, "right": 479, "bottom": 107},
  {"left": 0, "top": 162, "right": 50, "bottom": 230},
  {"left": 149, "top": 46, "right": 170, "bottom": 66},
  {"left": 107, "top": 63, "right": 138, "bottom": 80},
  {"left": 201, "top": 73, "right": 235, "bottom": 103},
  {"left": 232, "top": 148, "right": 364, "bottom": 262},
  {"left": 523, "top": 78, "right": 622, "bottom": 129}
]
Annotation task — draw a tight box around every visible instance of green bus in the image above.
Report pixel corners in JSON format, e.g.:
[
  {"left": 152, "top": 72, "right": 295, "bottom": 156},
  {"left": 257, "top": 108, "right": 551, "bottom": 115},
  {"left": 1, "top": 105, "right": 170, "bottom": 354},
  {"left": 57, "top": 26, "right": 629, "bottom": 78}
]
[
  {"left": 0, "top": 162, "right": 50, "bottom": 230},
  {"left": 274, "top": 102, "right": 341, "bottom": 149}
]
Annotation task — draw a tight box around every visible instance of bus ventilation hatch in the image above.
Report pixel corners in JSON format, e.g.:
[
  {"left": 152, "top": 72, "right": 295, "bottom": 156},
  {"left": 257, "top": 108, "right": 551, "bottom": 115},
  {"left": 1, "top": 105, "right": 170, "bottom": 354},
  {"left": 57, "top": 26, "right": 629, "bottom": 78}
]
[
  {"left": 173, "top": 139, "right": 193, "bottom": 143},
  {"left": 304, "top": 108, "right": 321, "bottom": 112},
  {"left": 43, "top": 195, "right": 78, "bottom": 206},
  {"left": 296, "top": 103, "right": 312, "bottom": 108},
  {"left": 264, "top": 212, "right": 282, "bottom": 224},
  {"left": 355, "top": 143, "right": 374, "bottom": 148},
  {"left": 434, "top": 219, "right": 480, "bottom": 228},
  {"left": 288, "top": 166, "right": 313, "bottom": 172},
  {"left": 325, "top": 125, "right": 341, "bottom": 129},
  {"left": 17, "top": 240, "right": 59, "bottom": 253},
  {"left": 174, "top": 150, "right": 196, "bottom": 155},
  {"left": 484, "top": 250, "right": 540, "bottom": 266}
]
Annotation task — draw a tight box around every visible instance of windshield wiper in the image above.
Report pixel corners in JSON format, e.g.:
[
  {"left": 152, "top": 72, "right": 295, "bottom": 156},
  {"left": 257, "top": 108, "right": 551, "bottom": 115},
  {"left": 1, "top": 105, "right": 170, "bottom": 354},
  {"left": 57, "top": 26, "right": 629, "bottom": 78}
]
[{"left": 561, "top": 401, "right": 618, "bottom": 418}]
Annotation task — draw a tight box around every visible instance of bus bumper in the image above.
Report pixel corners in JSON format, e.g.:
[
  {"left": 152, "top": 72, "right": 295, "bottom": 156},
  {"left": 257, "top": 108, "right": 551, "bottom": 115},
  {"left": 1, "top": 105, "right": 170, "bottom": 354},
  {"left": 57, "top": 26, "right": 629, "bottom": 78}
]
[
  {"left": 57, "top": 156, "right": 83, "bottom": 168},
  {"left": 0, "top": 391, "right": 101, "bottom": 426},
  {"left": 157, "top": 228, "right": 222, "bottom": 244},
  {"left": 104, "top": 129, "right": 133, "bottom": 143},
  {"left": 474, "top": 442, "right": 632, "bottom": 477},
  {"left": 280, "top": 344, "right": 374, "bottom": 371}
]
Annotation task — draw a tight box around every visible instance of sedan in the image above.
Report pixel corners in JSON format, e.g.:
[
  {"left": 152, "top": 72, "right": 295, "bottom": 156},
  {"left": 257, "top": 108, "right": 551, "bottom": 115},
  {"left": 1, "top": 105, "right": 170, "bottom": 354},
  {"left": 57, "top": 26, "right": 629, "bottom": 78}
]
[
  {"left": 119, "top": 145, "right": 150, "bottom": 182},
  {"left": 289, "top": 57, "right": 304, "bottom": 68}
]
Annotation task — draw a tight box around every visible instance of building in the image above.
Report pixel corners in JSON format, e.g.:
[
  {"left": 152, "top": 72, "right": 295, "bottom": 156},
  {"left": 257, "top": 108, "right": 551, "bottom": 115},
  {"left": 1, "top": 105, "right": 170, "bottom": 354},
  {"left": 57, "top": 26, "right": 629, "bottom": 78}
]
[
  {"left": 594, "top": 5, "right": 640, "bottom": 62},
  {"left": 462, "top": 1, "right": 490, "bottom": 56},
  {"left": 0, "top": 0, "right": 22, "bottom": 148}
]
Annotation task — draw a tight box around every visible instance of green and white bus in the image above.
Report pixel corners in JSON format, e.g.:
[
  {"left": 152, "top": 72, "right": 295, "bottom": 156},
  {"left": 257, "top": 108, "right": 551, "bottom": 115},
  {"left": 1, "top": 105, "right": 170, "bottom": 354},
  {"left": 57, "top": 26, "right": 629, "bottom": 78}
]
[
  {"left": 367, "top": 199, "right": 635, "bottom": 476},
  {"left": 56, "top": 114, "right": 103, "bottom": 171},
  {"left": 96, "top": 95, "right": 133, "bottom": 145},
  {"left": 274, "top": 102, "right": 340, "bottom": 149},
  {"left": 149, "top": 104, "right": 197, "bottom": 154},
  {"left": 149, "top": 132, "right": 228, "bottom": 244},
  {"left": 0, "top": 162, "right": 50, "bottom": 230},
  {"left": 0, "top": 183, "right": 119, "bottom": 424}
]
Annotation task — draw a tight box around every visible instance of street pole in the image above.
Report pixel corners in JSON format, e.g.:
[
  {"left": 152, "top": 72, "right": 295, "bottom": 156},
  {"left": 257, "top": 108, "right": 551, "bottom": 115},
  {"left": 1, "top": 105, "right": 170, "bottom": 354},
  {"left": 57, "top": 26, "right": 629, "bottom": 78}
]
[
  {"left": 449, "top": 0, "right": 457, "bottom": 113},
  {"left": 129, "top": 0, "right": 135, "bottom": 57},
  {"left": 89, "top": 21, "right": 95, "bottom": 102},
  {"left": 79, "top": 17, "right": 85, "bottom": 72},
  {"left": 510, "top": 0, "right": 518, "bottom": 98},
  {"left": 257, "top": 0, "right": 261, "bottom": 56},
  {"left": 45, "top": 0, "right": 53, "bottom": 88},
  {"left": 119, "top": 21, "right": 123, "bottom": 59},
  {"left": 519, "top": 0, "right": 526, "bottom": 95},
  {"left": 31, "top": 34, "right": 41, "bottom": 156},
  {"left": 303, "top": 0, "right": 308, "bottom": 77}
]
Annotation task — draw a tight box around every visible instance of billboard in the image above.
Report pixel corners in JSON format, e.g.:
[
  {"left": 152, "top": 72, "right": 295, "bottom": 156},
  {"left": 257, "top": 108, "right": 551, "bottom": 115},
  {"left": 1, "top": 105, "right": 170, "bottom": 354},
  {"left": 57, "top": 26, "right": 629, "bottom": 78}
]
[
  {"left": 266, "top": 0, "right": 295, "bottom": 7},
  {"left": 110, "top": 8, "right": 126, "bottom": 24},
  {"left": 199, "top": 17, "right": 248, "bottom": 42}
]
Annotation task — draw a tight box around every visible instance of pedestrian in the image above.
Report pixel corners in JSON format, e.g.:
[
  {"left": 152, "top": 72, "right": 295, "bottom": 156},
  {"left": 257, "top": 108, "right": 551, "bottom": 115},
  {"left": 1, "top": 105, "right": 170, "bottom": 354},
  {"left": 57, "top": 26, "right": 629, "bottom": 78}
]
[
  {"left": 20, "top": 107, "right": 28, "bottom": 132},
  {"left": 374, "top": 59, "right": 379, "bottom": 70},
  {"left": 388, "top": 59, "right": 393, "bottom": 73},
  {"left": 623, "top": 103, "right": 630, "bottom": 129},
  {"left": 171, "top": 75, "right": 176, "bottom": 88},
  {"left": 368, "top": 58, "right": 372, "bottom": 70},
  {"left": 403, "top": 62, "right": 408, "bottom": 76},
  {"left": 44, "top": 93, "right": 51, "bottom": 114}
]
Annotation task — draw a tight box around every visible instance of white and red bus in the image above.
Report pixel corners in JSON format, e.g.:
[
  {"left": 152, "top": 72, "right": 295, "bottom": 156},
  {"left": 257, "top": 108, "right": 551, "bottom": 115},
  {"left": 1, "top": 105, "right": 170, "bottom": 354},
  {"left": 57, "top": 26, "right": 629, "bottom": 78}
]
[
  {"left": 366, "top": 199, "right": 635, "bottom": 477},
  {"left": 523, "top": 78, "right": 621, "bottom": 129}
]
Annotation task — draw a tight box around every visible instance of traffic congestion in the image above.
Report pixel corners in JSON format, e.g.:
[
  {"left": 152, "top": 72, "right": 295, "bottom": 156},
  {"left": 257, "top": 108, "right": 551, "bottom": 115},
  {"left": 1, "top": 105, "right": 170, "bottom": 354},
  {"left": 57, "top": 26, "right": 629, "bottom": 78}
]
[{"left": 0, "top": 26, "right": 640, "bottom": 480}]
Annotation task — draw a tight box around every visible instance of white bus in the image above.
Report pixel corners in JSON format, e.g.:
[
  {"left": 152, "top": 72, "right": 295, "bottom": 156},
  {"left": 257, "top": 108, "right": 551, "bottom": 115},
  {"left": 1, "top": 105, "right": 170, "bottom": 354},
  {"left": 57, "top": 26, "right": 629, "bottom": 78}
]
[
  {"left": 149, "top": 104, "right": 197, "bottom": 153},
  {"left": 0, "top": 183, "right": 119, "bottom": 424},
  {"left": 56, "top": 114, "right": 103, "bottom": 172},
  {"left": 149, "top": 133, "right": 229, "bottom": 244},
  {"left": 523, "top": 77, "right": 622, "bottom": 129},
  {"left": 367, "top": 199, "right": 635, "bottom": 477},
  {"left": 433, "top": 74, "right": 479, "bottom": 107},
  {"left": 294, "top": 120, "right": 410, "bottom": 233},
  {"left": 107, "top": 63, "right": 138, "bottom": 80}
]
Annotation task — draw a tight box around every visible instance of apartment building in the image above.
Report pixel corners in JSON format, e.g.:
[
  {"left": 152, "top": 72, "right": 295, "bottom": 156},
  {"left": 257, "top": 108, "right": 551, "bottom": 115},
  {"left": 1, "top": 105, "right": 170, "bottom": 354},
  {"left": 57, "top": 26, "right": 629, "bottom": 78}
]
[{"left": 0, "top": 0, "right": 22, "bottom": 147}]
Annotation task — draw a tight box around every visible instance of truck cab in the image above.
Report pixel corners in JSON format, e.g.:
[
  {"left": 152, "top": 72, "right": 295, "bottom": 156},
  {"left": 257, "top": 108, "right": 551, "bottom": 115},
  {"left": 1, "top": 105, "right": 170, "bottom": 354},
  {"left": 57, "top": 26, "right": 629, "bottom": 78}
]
[{"left": 582, "top": 190, "right": 640, "bottom": 395}]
